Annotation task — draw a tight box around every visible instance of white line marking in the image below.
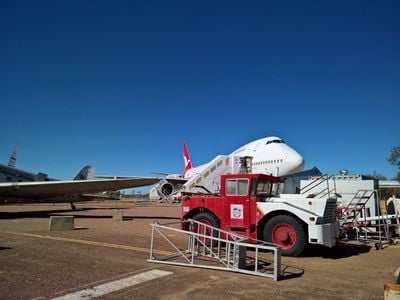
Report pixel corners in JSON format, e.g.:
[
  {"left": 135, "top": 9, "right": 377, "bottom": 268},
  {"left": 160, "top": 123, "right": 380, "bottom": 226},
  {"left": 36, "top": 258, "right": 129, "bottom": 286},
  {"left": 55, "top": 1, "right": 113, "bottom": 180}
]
[{"left": 52, "top": 269, "right": 173, "bottom": 300}]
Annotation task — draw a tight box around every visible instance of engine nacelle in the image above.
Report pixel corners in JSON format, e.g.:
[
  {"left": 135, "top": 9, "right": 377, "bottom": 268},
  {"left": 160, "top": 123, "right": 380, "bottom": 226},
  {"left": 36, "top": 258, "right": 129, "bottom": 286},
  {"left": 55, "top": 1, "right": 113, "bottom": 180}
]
[
  {"left": 159, "top": 182, "right": 173, "bottom": 196},
  {"left": 149, "top": 180, "right": 175, "bottom": 200}
]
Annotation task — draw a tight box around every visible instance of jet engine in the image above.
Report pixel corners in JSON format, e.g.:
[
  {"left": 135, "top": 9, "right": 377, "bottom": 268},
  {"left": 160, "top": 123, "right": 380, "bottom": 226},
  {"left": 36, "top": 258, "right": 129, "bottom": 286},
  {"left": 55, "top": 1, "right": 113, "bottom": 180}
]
[
  {"left": 149, "top": 180, "right": 176, "bottom": 201},
  {"left": 158, "top": 181, "right": 174, "bottom": 196}
]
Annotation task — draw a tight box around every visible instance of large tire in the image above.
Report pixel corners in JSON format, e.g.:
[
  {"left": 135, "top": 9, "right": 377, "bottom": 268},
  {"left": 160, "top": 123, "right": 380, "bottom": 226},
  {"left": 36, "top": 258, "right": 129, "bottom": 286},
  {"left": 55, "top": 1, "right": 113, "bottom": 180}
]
[
  {"left": 263, "top": 215, "right": 306, "bottom": 257},
  {"left": 191, "top": 212, "right": 220, "bottom": 245}
]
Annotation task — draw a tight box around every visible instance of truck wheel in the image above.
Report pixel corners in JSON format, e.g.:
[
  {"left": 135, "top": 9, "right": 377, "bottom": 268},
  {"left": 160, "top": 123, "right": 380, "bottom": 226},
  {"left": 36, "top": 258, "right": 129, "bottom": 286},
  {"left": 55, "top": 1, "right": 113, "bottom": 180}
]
[
  {"left": 191, "top": 212, "right": 220, "bottom": 245},
  {"left": 263, "top": 215, "right": 306, "bottom": 257}
]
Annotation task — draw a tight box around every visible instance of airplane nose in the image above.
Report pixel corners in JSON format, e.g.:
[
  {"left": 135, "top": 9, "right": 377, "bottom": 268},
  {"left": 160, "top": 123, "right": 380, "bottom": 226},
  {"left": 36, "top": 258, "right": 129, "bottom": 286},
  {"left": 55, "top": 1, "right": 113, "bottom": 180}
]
[
  {"left": 297, "top": 157, "right": 305, "bottom": 170},
  {"left": 290, "top": 153, "right": 305, "bottom": 173},
  {"left": 294, "top": 155, "right": 304, "bottom": 172}
]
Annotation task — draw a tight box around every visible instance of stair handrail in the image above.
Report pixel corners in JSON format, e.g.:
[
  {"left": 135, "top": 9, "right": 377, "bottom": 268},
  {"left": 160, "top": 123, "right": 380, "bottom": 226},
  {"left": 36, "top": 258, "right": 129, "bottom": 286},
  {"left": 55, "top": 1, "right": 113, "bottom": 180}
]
[{"left": 300, "top": 174, "right": 335, "bottom": 197}]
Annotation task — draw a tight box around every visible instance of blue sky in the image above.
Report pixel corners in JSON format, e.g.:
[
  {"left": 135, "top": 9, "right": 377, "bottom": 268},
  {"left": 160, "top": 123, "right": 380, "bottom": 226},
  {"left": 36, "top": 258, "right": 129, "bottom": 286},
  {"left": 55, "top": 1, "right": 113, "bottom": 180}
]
[{"left": 1, "top": 0, "right": 399, "bottom": 183}]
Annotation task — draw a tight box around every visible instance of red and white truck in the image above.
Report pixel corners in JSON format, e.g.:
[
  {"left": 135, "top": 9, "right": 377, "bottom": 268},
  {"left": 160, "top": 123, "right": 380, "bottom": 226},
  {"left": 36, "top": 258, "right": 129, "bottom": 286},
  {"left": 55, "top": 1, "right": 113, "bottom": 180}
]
[{"left": 181, "top": 173, "right": 339, "bottom": 256}]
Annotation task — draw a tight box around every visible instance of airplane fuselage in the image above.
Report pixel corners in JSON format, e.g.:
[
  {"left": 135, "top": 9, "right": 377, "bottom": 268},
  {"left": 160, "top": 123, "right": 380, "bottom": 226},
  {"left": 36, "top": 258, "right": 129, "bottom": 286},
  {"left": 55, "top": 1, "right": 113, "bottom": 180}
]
[
  {"left": 233, "top": 137, "right": 304, "bottom": 176},
  {"left": 150, "top": 136, "right": 305, "bottom": 201},
  {"left": 0, "top": 164, "right": 55, "bottom": 183},
  {"left": 184, "top": 136, "right": 304, "bottom": 178}
]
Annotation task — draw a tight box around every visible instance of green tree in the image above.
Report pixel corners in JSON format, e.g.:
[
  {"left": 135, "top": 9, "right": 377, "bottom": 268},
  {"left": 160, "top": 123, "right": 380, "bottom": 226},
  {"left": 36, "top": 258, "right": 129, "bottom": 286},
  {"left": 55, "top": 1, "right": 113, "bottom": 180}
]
[
  {"left": 387, "top": 146, "right": 400, "bottom": 181},
  {"left": 387, "top": 146, "right": 400, "bottom": 168},
  {"left": 367, "top": 171, "right": 387, "bottom": 180}
]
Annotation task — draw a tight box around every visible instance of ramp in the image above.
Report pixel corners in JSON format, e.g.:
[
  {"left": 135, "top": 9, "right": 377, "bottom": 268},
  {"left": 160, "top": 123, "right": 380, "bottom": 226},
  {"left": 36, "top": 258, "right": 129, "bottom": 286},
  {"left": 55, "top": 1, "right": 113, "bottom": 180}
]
[
  {"left": 148, "top": 219, "right": 281, "bottom": 281},
  {"left": 183, "top": 155, "right": 240, "bottom": 194}
]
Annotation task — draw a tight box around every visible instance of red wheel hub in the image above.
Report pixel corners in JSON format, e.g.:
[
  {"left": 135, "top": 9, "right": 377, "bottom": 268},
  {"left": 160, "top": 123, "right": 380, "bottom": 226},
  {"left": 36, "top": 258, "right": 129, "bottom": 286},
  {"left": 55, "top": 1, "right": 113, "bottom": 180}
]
[{"left": 272, "top": 223, "right": 297, "bottom": 249}]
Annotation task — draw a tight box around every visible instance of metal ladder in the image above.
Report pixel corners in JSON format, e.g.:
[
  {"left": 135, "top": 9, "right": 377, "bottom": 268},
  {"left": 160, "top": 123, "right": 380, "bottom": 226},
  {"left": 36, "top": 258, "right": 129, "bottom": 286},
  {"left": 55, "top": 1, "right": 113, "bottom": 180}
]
[
  {"left": 148, "top": 219, "right": 281, "bottom": 281},
  {"left": 340, "top": 190, "right": 390, "bottom": 246}
]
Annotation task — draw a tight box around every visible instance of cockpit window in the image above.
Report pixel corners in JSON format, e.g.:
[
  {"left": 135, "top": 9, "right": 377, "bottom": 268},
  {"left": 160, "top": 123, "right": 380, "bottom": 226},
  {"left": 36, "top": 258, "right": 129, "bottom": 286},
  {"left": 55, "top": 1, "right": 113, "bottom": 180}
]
[
  {"left": 266, "top": 139, "right": 285, "bottom": 145},
  {"left": 251, "top": 179, "right": 282, "bottom": 197},
  {"left": 253, "top": 179, "right": 273, "bottom": 196}
]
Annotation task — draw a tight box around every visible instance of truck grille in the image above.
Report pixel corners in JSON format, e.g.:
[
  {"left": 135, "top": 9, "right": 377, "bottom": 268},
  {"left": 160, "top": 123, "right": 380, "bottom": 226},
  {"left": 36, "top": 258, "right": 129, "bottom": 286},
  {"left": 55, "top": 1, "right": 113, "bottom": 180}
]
[{"left": 322, "top": 198, "right": 337, "bottom": 223}]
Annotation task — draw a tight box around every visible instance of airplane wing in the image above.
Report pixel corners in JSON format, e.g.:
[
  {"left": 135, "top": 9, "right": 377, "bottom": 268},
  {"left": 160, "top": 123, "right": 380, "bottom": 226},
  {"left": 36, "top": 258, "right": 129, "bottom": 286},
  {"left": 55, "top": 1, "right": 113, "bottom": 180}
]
[
  {"left": 0, "top": 177, "right": 160, "bottom": 200},
  {"left": 96, "top": 175, "right": 139, "bottom": 179},
  {"left": 163, "top": 178, "right": 188, "bottom": 185},
  {"left": 96, "top": 175, "right": 188, "bottom": 185}
]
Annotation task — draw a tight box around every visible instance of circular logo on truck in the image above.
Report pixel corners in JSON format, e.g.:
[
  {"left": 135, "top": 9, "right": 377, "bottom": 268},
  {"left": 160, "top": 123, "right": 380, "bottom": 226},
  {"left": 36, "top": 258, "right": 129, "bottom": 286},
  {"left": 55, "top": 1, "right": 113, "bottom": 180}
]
[
  {"left": 231, "top": 204, "right": 243, "bottom": 219},
  {"left": 233, "top": 208, "right": 242, "bottom": 218}
]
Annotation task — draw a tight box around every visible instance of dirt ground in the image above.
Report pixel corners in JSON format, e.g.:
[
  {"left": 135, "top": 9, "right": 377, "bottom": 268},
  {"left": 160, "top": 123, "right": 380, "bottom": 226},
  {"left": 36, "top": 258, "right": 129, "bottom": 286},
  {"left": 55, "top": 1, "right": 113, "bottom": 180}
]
[{"left": 0, "top": 200, "right": 399, "bottom": 299}]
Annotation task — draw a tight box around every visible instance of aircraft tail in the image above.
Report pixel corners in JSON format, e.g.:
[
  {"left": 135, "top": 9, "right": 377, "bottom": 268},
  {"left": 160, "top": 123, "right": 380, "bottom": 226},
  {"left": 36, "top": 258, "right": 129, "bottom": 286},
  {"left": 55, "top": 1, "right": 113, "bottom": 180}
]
[
  {"left": 8, "top": 145, "right": 17, "bottom": 168},
  {"left": 182, "top": 141, "right": 193, "bottom": 177},
  {"left": 74, "top": 165, "right": 96, "bottom": 180}
]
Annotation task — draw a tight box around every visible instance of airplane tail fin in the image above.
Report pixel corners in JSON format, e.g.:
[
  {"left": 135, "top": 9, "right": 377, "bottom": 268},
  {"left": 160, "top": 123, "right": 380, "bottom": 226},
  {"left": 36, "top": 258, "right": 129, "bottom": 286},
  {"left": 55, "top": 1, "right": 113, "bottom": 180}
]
[
  {"left": 74, "top": 165, "right": 96, "bottom": 180},
  {"left": 8, "top": 145, "right": 17, "bottom": 168},
  {"left": 182, "top": 141, "right": 193, "bottom": 177}
]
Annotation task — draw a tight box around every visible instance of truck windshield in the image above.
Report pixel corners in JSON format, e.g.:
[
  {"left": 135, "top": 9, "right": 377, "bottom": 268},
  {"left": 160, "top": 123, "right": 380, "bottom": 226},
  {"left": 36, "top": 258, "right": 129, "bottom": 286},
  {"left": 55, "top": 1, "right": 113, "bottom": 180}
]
[{"left": 253, "top": 179, "right": 273, "bottom": 196}]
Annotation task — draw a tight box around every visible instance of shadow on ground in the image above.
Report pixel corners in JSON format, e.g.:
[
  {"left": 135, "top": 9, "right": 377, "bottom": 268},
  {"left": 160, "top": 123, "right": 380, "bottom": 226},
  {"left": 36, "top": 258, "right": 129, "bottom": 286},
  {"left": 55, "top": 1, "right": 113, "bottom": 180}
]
[
  {"left": 0, "top": 208, "right": 92, "bottom": 219},
  {"left": 280, "top": 265, "right": 305, "bottom": 280},
  {"left": 302, "top": 242, "right": 371, "bottom": 259},
  {"left": 0, "top": 246, "right": 13, "bottom": 251}
]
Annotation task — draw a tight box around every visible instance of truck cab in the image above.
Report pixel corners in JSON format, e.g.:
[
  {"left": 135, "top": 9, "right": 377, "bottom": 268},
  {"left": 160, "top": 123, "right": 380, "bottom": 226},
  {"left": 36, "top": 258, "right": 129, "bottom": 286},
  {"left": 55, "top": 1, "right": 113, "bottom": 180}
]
[{"left": 181, "top": 173, "right": 338, "bottom": 256}]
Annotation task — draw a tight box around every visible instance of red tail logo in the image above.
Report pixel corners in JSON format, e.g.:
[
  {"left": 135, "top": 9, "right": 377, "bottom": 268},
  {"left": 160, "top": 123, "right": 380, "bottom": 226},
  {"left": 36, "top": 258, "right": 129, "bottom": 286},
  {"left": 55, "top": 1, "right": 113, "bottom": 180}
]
[{"left": 182, "top": 141, "right": 193, "bottom": 177}]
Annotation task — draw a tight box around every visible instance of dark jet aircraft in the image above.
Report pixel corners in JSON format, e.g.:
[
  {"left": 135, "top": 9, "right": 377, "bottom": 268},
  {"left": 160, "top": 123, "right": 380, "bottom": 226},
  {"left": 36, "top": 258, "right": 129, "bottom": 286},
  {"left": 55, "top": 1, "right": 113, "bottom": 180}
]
[{"left": 0, "top": 146, "right": 159, "bottom": 209}]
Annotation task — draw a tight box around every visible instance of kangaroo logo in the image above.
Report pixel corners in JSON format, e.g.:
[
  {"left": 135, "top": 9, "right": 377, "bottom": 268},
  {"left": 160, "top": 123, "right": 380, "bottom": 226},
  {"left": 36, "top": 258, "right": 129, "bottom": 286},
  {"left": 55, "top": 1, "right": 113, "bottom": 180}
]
[
  {"left": 184, "top": 156, "right": 191, "bottom": 168},
  {"left": 182, "top": 141, "right": 193, "bottom": 177}
]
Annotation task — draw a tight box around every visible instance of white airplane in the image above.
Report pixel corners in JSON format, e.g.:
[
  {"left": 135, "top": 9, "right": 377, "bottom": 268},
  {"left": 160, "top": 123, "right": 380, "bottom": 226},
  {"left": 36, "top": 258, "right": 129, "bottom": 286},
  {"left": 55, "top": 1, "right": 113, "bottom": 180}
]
[
  {"left": 0, "top": 146, "right": 160, "bottom": 210},
  {"left": 149, "top": 136, "right": 304, "bottom": 200}
]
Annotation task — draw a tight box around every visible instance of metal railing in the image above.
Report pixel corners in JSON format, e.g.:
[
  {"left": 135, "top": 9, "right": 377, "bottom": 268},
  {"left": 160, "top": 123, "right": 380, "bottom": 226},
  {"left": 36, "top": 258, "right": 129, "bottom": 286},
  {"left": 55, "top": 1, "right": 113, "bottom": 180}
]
[
  {"left": 300, "top": 174, "right": 335, "bottom": 198},
  {"left": 148, "top": 219, "right": 281, "bottom": 281},
  {"left": 339, "top": 190, "right": 391, "bottom": 245}
]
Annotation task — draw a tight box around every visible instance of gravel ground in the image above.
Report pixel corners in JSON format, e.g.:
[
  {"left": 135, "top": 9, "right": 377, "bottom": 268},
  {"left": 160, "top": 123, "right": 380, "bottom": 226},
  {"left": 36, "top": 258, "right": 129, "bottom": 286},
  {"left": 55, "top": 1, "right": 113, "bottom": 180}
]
[{"left": 0, "top": 200, "right": 399, "bottom": 299}]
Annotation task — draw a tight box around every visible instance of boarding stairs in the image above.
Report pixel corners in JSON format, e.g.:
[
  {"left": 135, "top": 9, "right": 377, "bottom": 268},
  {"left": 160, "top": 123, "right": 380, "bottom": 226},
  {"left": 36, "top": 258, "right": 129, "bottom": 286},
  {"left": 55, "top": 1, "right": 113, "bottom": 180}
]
[
  {"left": 300, "top": 174, "right": 337, "bottom": 198},
  {"left": 300, "top": 176, "right": 399, "bottom": 246},
  {"left": 339, "top": 190, "right": 392, "bottom": 246},
  {"left": 182, "top": 155, "right": 240, "bottom": 195},
  {"left": 148, "top": 219, "right": 281, "bottom": 281}
]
